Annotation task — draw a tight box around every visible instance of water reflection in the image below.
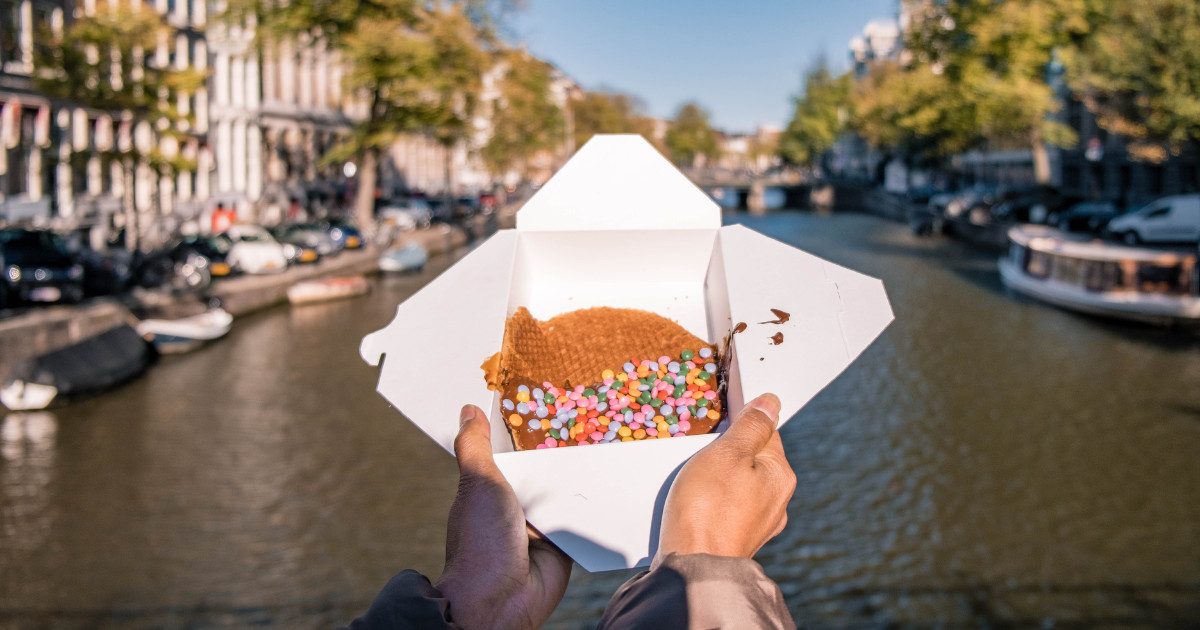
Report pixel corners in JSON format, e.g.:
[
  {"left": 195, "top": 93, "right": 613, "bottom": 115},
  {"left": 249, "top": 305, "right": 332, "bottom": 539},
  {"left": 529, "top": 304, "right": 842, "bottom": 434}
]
[{"left": 1, "top": 412, "right": 58, "bottom": 553}]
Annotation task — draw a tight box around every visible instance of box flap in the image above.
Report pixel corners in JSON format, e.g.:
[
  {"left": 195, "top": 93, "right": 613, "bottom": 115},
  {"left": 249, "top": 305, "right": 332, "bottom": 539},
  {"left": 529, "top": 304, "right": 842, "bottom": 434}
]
[
  {"left": 715, "top": 225, "right": 893, "bottom": 425},
  {"left": 360, "top": 230, "right": 519, "bottom": 452},
  {"left": 517, "top": 135, "right": 720, "bottom": 232}
]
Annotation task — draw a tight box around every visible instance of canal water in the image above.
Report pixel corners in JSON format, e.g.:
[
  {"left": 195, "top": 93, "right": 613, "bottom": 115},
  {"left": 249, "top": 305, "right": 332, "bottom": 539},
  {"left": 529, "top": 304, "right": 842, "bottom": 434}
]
[{"left": 2, "top": 211, "right": 1198, "bottom": 628}]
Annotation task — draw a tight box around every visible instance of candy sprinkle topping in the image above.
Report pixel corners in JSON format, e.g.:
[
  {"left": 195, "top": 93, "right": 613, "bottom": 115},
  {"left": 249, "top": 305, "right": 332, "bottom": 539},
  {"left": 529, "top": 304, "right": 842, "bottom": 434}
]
[{"left": 500, "top": 349, "right": 723, "bottom": 450}]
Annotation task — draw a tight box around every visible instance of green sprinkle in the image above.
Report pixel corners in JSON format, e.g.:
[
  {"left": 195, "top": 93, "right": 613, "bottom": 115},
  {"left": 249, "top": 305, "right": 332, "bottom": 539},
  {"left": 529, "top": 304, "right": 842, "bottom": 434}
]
[
  {"left": 584, "top": 388, "right": 596, "bottom": 397},
  {"left": 667, "top": 416, "right": 679, "bottom": 425},
  {"left": 650, "top": 398, "right": 664, "bottom": 408},
  {"left": 680, "top": 350, "right": 694, "bottom": 361},
  {"left": 637, "top": 392, "right": 651, "bottom": 404},
  {"left": 548, "top": 428, "right": 559, "bottom": 440},
  {"left": 697, "top": 398, "right": 709, "bottom": 407},
  {"left": 544, "top": 393, "right": 555, "bottom": 404},
  {"left": 567, "top": 418, "right": 576, "bottom": 429},
  {"left": 673, "top": 385, "right": 686, "bottom": 398},
  {"left": 698, "top": 371, "right": 711, "bottom": 380}
]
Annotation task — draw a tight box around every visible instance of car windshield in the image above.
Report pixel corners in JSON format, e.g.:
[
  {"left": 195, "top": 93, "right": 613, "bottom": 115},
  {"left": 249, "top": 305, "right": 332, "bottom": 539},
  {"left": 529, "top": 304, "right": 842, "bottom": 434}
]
[
  {"left": 2, "top": 233, "right": 72, "bottom": 265},
  {"left": 234, "top": 229, "right": 273, "bottom": 243}
]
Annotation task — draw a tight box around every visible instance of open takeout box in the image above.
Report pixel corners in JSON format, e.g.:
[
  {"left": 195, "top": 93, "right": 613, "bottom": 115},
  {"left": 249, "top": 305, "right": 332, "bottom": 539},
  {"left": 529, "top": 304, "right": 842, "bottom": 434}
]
[{"left": 361, "top": 135, "right": 893, "bottom": 572}]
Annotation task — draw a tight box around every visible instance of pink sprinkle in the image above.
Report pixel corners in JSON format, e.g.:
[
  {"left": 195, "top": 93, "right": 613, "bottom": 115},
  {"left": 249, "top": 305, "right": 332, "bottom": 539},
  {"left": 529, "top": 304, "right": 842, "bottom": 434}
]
[
  {"left": 589, "top": 395, "right": 599, "bottom": 406},
  {"left": 672, "top": 431, "right": 686, "bottom": 437},
  {"left": 678, "top": 420, "right": 691, "bottom": 432},
  {"left": 536, "top": 444, "right": 548, "bottom": 449},
  {"left": 629, "top": 421, "right": 642, "bottom": 431},
  {"left": 633, "top": 412, "right": 645, "bottom": 423},
  {"left": 590, "top": 431, "right": 603, "bottom": 441},
  {"left": 574, "top": 385, "right": 585, "bottom": 395},
  {"left": 564, "top": 400, "right": 576, "bottom": 410},
  {"left": 646, "top": 427, "right": 658, "bottom": 437},
  {"left": 544, "top": 437, "right": 556, "bottom": 447},
  {"left": 603, "top": 378, "right": 614, "bottom": 386},
  {"left": 568, "top": 391, "right": 580, "bottom": 401},
  {"left": 657, "top": 355, "right": 670, "bottom": 365},
  {"left": 604, "top": 410, "right": 615, "bottom": 418},
  {"left": 543, "top": 382, "right": 553, "bottom": 389},
  {"left": 680, "top": 409, "right": 691, "bottom": 422},
  {"left": 686, "top": 361, "right": 695, "bottom": 369},
  {"left": 704, "top": 391, "right": 717, "bottom": 400}
]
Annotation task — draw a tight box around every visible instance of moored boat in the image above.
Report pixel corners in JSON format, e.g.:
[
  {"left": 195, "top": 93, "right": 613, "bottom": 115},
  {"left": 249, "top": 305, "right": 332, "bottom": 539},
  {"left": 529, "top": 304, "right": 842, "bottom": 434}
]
[
  {"left": 0, "top": 324, "right": 157, "bottom": 410},
  {"left": 287, "top": 275, "right": 370, "bottom": 305},
  {"left": 999, "top": 224, "right": 1200, "bottom": 326},
  {"left": 136, "top": 307, "right": 234, "bottom": 354},
  {"left": 378, "top": 242, "right": 428, "bottom": 273}
]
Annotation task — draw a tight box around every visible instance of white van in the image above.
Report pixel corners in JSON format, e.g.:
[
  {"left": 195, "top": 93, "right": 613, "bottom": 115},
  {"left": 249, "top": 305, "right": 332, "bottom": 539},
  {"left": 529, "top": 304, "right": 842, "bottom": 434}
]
[{"left": 1106, "top": 194, "right": 1200, "bottom": 244}]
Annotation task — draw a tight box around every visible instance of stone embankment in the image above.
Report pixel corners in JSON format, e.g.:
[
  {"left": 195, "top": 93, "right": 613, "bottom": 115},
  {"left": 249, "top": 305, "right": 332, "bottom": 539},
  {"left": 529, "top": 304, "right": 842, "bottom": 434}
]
[{"left": 0, "top": 210, "right": 514, "bottom": 380}]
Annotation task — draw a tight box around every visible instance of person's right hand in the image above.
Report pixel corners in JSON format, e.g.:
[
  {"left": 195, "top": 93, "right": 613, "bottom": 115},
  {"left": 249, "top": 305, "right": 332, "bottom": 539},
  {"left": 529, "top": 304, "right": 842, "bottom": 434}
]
[{"left": 653, "top": 393, "right": 796, "bottom": 566}]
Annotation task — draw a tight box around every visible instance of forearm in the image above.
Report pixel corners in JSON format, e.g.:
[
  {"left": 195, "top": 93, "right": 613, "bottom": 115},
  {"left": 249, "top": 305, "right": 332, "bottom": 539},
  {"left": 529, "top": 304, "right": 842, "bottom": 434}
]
[{"left": 598, "top": 554, "right": 794, "bottom": 630}]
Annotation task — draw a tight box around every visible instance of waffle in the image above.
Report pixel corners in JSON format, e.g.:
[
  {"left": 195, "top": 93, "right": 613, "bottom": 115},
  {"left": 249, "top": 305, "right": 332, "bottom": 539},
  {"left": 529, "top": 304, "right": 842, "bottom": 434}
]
[{"left": 482, "top": 307, "right": 724, "bottom": 450}]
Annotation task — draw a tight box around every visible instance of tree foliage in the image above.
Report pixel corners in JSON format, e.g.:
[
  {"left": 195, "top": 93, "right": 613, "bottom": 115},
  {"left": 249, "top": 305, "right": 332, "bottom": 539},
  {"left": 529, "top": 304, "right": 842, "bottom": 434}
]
[
  {"left": 1062, "top": 0, "right": 1200, "bottom": 162},
  {"left": 228, "top": 0, "right": 491, "bottom": 226},
  {"left": 569, "top": 90, "right": 656, "bottom": 151},
  {"left": 778, "top": 63, "right": 851, "bottom": 167},
  {"left": 664, "top": 102, "right": 719, "bottom": 167},
  {"left": 481, "top": 49, "right": 564, "bottom": 178},
  {"left": 853, "top": 61, "right": 977, "bottom": 162}
]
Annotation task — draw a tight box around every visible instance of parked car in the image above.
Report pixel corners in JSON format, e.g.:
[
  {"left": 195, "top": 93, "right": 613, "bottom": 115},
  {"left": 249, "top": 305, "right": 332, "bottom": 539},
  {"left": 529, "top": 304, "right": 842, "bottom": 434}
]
[
  {"left": 76, "top": 246, "right": 133, "bottom": 297},
  {"left": 223, "top": 224, "right": 289, "bottom": 274},
  {"left": 1051, "top": 201, "right": 1123, "bottom": 234},
  {"left": 321, "top": 217, "right": 364, "bottom": 250},
  {"left": 378, "top": 199, "right": 432, "bottom": 229},
  {"left": 131, "top": 234, "right": 234, "bottom": 292},
  {"left": 0, "top": 229, "right": 85, "bottom": 307},
  {"left": 270, "top": 223, "right": 336, "bottom": 260},
  {"left": 1105, "top": 194, "right": 1200, "bottom": 244},
  {"left": 478, "top": 192, "right": 499, "bottom": 214}
]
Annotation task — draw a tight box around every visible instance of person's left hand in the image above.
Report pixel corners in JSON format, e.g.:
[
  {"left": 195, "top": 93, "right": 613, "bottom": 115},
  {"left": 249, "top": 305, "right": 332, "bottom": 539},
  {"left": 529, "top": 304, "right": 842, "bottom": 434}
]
[{"left": 436, "top": 405, "right": 573, "bottom": 630}]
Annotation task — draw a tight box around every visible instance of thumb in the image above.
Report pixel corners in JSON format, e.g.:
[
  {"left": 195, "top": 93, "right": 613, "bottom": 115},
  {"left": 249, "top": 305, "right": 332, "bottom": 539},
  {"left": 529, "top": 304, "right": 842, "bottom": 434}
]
[
  {"left": 453, "top": 405, "right": 499, "bottom": 479},
  {"left": 719, "top": 393, "right": 781, "bottom": 457}
]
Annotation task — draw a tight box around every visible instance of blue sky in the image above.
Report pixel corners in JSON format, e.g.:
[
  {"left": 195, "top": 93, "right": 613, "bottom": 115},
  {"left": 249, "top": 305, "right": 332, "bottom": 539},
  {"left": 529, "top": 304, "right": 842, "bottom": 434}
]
[{"left": 509, "top": 0, "right": 898, "bottom": 134}]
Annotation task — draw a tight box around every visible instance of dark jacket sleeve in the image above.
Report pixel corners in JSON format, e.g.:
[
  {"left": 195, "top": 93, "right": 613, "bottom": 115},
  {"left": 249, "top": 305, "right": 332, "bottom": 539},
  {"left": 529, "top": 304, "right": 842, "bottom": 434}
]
[
  {"left": 597, "top": 553, "right": 795, "bottom": 630},
  {"left": 340, "top": 570, "right": 461, "bottom": 630}
]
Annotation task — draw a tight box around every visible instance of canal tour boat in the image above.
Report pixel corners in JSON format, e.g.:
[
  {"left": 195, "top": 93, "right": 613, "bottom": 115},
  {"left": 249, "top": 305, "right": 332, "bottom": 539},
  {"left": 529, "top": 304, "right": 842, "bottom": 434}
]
[{"left": 999, "top": 224, "right": 1200, "bottom": 326}]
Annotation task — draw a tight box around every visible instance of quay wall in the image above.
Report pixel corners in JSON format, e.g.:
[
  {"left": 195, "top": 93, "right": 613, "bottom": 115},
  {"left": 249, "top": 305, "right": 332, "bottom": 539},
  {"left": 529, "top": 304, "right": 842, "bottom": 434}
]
[{"left": 0, "top": 219, "right": 491, "bottom": 381}]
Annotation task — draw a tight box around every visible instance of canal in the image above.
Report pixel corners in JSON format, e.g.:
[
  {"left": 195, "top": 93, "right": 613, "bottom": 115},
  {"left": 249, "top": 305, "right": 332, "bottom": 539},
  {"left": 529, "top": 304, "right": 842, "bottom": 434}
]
[{"left": 2, "top": 210, "right": 1198, "bottom": 628}]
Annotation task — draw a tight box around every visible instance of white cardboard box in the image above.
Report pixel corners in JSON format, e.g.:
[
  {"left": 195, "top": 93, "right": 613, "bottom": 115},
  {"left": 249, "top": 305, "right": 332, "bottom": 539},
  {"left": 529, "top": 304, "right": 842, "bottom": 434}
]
[{"left": 361, "top": 135, "right": 893, "bottom": 572}]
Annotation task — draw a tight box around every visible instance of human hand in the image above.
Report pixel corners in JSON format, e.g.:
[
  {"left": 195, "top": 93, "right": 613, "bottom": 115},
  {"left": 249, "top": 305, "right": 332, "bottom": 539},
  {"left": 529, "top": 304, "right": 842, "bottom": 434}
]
[
  {"left": 436, "top": 405, "right": 573, "bottom": 630},
  {"left": 653, "top": 393, "right": 796, "bottom": 566}
]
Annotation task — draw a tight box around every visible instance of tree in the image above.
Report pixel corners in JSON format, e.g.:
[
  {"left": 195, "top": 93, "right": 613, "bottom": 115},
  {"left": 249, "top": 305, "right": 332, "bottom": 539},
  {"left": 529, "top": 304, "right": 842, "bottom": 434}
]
[
  {"left": 778, "top": 62, "right": 851, "bottom": 167},
  {"left": 664, "top": 102, "right": 719, "bottom": 168},
  {"left": 1062, "top": 0, "right": 1200, "bottom": 162},
  {"left": 852, "top": 60, "right": 978, "bottom": 164},
  {"left": 902, "top": 0, "right": 1086, "bottom": 182},
  {"left": 35, "top": 0, "right": 204, "bottom": 251},
  {"left": 569, "top": 90, "right": 656, "bottom": 151},
  {"left": 233, "top": 0, "right": 490, "bottom": 229},
  {"left": 480, "top": 48, "right": 564, "bottom": 182}
]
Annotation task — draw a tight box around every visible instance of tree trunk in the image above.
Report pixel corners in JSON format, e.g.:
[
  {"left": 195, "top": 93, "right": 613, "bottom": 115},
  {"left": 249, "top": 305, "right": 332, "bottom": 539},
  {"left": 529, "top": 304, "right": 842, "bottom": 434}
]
[
  {"left": 355, "top": 148, "right": 378, "bottom": 231},
  {"left": 1032, "top": 134, "right": 1052, "bottom": 186},
  {"left": 124, "top": 158, "right": 139, "bottom": 252}
]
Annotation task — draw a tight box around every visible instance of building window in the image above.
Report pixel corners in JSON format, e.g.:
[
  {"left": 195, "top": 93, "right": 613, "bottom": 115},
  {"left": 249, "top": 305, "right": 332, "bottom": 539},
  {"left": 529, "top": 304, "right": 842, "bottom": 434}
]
[{"left": 0, "top": 0, "right": 20, "bottom": 66}]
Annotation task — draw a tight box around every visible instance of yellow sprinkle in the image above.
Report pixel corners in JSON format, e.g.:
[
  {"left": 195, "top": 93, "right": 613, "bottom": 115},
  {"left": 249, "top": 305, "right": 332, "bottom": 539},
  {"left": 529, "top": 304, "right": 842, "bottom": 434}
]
[
  {"left": 508, "top": 413, "right": 523, "bottom": 427},
  {"left": 618, "top": 426, "right": 632, "bottom": 437},
  {"left": 633, "top": 428, "right": 646, "bottom": 439},
  {"left": 621, "top": 437, "right": 633, "bottom": 442},
  {"left": 707, "top": 409, "right": 720, "bottom": 420},
  {"left": 599, "top": 417, "right": 611, "bottom": 426},
  {"left": 516, "top": 391, "right": 530, "bottom": 403}
]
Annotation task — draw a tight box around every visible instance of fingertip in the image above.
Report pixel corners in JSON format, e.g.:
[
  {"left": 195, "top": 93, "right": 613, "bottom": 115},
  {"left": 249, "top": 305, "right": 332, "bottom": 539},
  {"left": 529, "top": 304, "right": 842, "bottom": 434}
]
[
  {"left": 746, "top": 393, "right": 781, "bottom": 421},
  {"left": 453, "top": 405, "right": 493, "bottom": 464}
]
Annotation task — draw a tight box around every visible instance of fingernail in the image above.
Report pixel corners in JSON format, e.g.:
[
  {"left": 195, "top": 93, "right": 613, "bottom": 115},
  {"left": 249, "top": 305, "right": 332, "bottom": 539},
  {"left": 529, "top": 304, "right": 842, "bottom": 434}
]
[
  {"left": 459, "top": 405, "right": 475, "bottom": 427},
  {"left": 748, "top": 393, "right": 781, "bottom": 418}
]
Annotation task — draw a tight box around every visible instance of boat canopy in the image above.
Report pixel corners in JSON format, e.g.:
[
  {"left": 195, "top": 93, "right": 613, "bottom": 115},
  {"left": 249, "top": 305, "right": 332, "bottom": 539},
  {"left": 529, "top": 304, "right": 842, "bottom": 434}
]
[{"left": 1007, "top": 225, "right": 1195, "bottom": 265}]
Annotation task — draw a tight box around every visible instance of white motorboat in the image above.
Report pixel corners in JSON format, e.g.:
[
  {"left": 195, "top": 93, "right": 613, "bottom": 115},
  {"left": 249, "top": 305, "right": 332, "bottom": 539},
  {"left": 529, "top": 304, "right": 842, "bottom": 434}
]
[
  {"left": 287, "top": 276, "right": 370, "bottom": 305},
  {"left": 999, "top": 225, "right": 1200, "bottom": 326},
  {"left": 136, "top": 308, "right": 234, "bottom": 354}
]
